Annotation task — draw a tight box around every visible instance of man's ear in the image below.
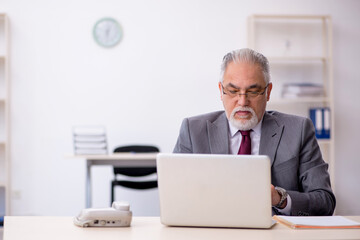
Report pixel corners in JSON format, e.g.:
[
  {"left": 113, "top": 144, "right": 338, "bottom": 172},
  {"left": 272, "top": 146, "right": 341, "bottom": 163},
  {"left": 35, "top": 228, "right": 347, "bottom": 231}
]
[{"left": 218, "top": 82, "right": 223, "bottom": 101}]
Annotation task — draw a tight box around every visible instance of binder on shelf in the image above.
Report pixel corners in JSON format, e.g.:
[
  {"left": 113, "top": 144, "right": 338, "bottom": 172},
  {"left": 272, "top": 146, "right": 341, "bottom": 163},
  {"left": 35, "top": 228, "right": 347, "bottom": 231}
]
[
  {"left": 323, "top": 108, "right": 331, "bottom": 139},
  {"left": 282, "top": 83, "right": 324, "bottom": 99},
  {"left": 309, "top": 107, "right": 331, "bottom": 139}
]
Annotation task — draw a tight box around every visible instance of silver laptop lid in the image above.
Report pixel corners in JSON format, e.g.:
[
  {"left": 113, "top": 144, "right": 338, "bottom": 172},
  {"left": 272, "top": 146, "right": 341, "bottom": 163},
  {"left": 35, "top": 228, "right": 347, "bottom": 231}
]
[{"left": 157, "top": 153, "right": 272, "bottom": 228}]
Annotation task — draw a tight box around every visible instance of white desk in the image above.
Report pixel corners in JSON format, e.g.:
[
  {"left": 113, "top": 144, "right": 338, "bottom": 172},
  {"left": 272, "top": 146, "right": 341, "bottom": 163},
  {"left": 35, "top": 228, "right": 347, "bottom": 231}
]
[
  {"left": 4, "top": 216, "right": 360, "bottom": 240},
  {"left": 70, "top": 153, "right": 158, "bottom": 208}
]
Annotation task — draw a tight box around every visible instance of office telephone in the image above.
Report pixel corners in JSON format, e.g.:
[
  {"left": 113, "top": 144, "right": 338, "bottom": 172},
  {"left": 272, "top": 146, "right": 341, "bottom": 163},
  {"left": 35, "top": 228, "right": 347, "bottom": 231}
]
[{"left": 74, "top": 201, "right": 132, "bottom": 227}]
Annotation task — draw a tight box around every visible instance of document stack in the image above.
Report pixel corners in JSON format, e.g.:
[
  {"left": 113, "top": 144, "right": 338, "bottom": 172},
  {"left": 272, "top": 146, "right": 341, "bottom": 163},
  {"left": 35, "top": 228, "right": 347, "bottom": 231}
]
[
  {"left": 309, "top": 108, "right": 331, "bottom": 139},
  {"left": 274, "top": 215, "right": 360, "bottom": 229},
  {"left": 73, "top": 126, "right": 108, "bottom": 155},
  {"left": 282, "top": 83, "right": 324, "bottom": 98}
]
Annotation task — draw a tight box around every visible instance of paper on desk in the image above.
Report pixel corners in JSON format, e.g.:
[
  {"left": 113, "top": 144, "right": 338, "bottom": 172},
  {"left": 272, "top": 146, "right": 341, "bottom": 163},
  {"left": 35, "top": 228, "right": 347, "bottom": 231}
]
[{"left": 274, "top": 216, "right": 360, "bottom": 229}]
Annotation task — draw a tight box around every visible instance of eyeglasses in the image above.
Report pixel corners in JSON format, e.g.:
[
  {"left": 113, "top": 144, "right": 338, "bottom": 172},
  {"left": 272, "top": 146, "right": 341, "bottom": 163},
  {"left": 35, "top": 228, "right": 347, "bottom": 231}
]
[{"left": 221, "top": 83, "right": 269, "bottom": 99}]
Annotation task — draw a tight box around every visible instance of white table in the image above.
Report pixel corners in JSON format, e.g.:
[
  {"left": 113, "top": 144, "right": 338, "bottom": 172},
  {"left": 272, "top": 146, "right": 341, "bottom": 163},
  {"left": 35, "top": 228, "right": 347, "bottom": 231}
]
[
  {"left": 4, "top": 216, "right": 360, "bottom": 240},
  {"left": 70, "top": 153, "right": 158, "bottom": 208}
]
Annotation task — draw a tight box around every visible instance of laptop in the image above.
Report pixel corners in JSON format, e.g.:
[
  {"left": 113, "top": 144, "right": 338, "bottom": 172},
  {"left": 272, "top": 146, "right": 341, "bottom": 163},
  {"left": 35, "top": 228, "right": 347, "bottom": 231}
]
[{"left": 156, "top": 153, "right": 273, "bottom": 228}]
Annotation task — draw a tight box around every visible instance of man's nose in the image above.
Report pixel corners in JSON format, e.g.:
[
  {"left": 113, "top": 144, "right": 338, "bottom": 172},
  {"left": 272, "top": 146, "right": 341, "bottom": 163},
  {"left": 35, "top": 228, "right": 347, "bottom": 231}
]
[{"left": 236, "top": 93, "right": 250, "bottom": 106}]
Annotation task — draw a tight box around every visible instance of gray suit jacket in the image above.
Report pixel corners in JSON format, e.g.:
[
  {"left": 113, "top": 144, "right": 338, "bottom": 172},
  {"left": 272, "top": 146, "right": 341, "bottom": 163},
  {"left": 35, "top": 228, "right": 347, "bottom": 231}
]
[{"left": 173, "top": 111, "right": 336, "bottom": 216}]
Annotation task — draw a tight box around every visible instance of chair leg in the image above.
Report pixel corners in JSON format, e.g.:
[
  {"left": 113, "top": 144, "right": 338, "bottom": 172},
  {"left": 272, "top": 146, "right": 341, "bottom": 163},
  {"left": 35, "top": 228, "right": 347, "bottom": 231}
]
[{"left": 111, "top": 182, "right": 115, "bottom": 206}]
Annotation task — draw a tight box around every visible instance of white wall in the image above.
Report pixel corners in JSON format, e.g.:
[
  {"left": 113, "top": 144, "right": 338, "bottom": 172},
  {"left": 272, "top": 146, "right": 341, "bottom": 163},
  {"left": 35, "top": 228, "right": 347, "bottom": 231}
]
[{"left": 2, "top": 0, "right": 360, "bottom": 216}]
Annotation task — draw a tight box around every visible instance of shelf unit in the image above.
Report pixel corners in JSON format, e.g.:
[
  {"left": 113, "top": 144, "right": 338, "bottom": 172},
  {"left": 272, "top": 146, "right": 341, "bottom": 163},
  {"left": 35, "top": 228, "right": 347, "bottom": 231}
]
[
  {"left": 248, "top": 15, "right": 335, "bottom": 188},
  {"left": 0, "top": 12, "right": 10, "bottom": 234}
]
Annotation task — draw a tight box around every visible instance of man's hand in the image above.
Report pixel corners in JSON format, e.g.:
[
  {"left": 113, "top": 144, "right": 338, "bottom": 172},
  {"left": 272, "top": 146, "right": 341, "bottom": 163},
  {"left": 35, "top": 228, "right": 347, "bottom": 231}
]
[{"left": 271, "top": 184, "right": 287, "bottom": 209}]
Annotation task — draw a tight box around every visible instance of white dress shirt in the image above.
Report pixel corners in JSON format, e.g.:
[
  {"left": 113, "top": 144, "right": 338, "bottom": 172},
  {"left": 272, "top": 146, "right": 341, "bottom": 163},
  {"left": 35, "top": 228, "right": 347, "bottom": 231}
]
[
  {"left": 228, "top": 118, "right": 292, "bottom": 215},
  {"left": 228, "top": 119, "right": 262, "bottom": 155}
]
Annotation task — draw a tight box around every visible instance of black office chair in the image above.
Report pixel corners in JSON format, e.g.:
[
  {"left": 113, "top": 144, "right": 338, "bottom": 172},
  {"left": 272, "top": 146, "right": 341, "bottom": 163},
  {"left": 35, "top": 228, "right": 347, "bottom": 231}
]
[{"left": 111, "top": 145, "right": 159, "bottom": 204}]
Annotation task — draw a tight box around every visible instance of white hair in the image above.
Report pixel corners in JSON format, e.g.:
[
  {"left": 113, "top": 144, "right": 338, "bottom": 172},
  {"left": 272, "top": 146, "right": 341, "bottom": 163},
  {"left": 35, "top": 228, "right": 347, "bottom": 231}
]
[
  {"left": 220, "top": 48, "right": 270, "bottom": 84},
  {"left": 229, "top": 106, "right": 259, "bottom": 130}
]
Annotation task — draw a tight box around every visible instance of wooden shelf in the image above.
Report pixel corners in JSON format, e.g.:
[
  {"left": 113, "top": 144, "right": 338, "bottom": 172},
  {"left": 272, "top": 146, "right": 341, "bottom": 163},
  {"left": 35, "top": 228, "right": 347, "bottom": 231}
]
[
  {"left": 269, "top": 97, "right": 330, "bottom": 104},
  {"left": 318, "top": 139, "right": 332, "bottom": 144},
  {"left": 248, "top": 14, "right": 335, "bottom": 190},
  {"left": 0, "top": 13, "right": 10, "bottom": 216},
  {"left": 268, "top": 57, "right": 328, "bottom": 63},
  {"left": 251, "top": 14, "right": 331, "bottom": 20}
]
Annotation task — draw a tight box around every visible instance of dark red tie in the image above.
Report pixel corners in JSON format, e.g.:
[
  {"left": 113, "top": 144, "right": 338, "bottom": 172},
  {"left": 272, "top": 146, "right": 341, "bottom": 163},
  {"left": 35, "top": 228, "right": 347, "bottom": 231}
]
[{"left": 238, "top": 130, "right": 252, "bottom": 155}]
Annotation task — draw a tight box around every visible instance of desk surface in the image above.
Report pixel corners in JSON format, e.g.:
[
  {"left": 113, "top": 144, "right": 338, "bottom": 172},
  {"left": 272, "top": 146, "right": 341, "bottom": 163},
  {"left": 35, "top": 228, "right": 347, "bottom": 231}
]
[
  {"left": 4, "top": 216, "right": 360, "bottom": 240},
  {"left": 68, "top": 153, "right": 158, "bottom": 160},
  {"left": 69, "top": 153, "right": 158, "bottom": 166}
]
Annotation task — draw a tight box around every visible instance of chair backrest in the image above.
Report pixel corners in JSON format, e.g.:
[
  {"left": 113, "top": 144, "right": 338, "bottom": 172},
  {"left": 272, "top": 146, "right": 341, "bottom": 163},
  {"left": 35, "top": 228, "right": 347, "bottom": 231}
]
[
  {"left": 113, "top": 145, "right": 159, "bottom": 176},
  {"left": 114, "top": 145, "right": 159, "bottom": 153}
]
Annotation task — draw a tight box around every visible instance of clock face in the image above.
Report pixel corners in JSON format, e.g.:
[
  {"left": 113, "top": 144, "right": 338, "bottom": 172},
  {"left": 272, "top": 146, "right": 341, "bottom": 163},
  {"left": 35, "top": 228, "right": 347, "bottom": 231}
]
[{"left": 93, "top": 18, "right": 122, "bottom": 48}]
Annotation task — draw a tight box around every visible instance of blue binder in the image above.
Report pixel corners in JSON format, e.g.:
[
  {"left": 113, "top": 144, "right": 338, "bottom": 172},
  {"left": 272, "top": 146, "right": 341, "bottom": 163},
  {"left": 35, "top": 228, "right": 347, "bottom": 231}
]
[{"left": 309, "top": 108, "right": 330, "bottom": 139}]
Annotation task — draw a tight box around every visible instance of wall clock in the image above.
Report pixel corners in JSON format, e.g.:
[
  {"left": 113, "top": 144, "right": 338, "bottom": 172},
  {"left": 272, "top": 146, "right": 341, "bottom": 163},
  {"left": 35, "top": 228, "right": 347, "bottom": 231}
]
[{"left": 93, "top": 18, "right": 123, "bottom": 48}]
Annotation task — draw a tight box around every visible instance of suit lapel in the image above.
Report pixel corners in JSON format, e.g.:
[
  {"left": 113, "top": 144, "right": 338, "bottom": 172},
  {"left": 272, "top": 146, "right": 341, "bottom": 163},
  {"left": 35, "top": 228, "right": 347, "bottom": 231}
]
[
  {"left": 259, "top": 112, "right": 284, "bottom": 166},
  {"left": 207, "top": 112, "right": 230, "bottom": 154}
]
